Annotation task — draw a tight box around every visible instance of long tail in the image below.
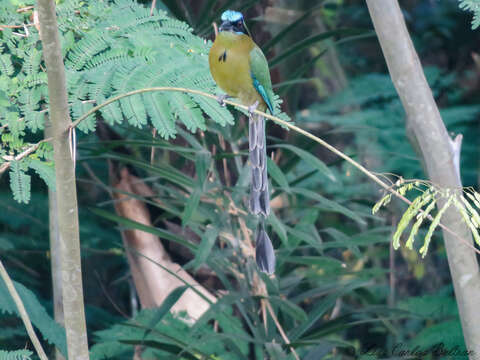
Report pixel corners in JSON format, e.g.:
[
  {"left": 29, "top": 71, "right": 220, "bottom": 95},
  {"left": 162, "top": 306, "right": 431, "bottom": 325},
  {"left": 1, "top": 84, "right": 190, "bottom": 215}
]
[
  {"left": 249, "top": 113, "right": 275, "bottom": 274},
  {"left": 249, "top": 114, "right": 270, "bottom": 217}
]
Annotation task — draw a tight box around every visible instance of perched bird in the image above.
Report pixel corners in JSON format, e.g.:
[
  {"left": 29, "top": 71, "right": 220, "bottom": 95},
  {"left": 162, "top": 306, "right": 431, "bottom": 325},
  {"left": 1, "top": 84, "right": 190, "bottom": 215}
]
[{"left": 209, "top": 10, "right": 276, "bottom": 274}]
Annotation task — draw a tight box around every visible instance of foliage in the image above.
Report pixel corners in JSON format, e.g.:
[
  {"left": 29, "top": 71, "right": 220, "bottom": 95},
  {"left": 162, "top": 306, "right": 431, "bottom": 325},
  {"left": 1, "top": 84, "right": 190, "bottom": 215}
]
[
  {"left": 0, "top": 350, "right": 33, "bottom": 360},
  {"left": 0, "top": 0, "right": 478, "bottom": 358},
  {"left": 0, "top": 277, "right": 67, "bottom": 356},
  {"left": 0, "top": 0, "right": 290, "bottom": 204},
  {"left": 458, "top": 0, "right": 480, "bottom": 29},
  {"left": 373, "top": 180, "right": 480, "bottom": 257}
]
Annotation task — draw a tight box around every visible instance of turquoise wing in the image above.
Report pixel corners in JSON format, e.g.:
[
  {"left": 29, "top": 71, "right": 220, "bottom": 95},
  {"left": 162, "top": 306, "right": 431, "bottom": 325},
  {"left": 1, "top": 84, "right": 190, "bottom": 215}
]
[{"left": 249, "top": 46, "right": 274, "bottom": 114}]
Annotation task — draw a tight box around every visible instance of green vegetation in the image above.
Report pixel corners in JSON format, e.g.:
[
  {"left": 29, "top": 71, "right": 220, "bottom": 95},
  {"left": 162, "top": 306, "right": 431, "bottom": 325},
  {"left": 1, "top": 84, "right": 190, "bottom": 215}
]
[{"left": 0, "top": 0, "right": 479, "bottom": 358}]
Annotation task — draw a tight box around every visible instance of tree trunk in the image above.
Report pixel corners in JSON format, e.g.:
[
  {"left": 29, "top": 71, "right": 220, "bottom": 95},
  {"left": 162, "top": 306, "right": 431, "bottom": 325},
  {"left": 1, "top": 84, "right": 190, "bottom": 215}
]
[
  {"left": 37, "top": 0, "right": 90, "bottom": 358},
  {"left": 366, "top": 0, "right": 480, "bottom": 356},
  {"left": 46, "top": 121, "right": 66, "bottom": 360}
]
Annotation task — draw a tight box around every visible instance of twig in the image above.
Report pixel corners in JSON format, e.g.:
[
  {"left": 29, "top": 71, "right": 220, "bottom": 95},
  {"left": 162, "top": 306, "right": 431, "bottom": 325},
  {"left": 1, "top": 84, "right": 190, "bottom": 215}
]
[
  {"left": 17, "top": 6, "right": 34, "bottom": 13},
  {"left": 265, "top": 300, "right": 300, "bottom": 360},
  {"left": 68, "top": 86, "right": 480, "bottom": 256},
  {"left": 150, "top": 128, "right": 157, "bottom": 165},
  {"left": 218, "top": 134, "right": 231, "bottom": 187},
  {"left": 0, "top": 260, "right": 48, "bottom": 360},
  {"left": 0, "top": 138, "right": 52, "bottom": 174},
  {"left": 150, "top": 0, "right": 156, "bottom": 16}
]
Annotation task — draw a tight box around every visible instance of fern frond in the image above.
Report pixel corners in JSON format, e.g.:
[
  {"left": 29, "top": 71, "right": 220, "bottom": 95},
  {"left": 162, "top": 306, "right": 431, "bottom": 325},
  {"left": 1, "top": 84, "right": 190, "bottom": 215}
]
[
  {"left": 459, "top": 0, "right": 480, "bottom": 29},
  {"left": 0, "top": 54, "right": 14, "bottom": 76},
  {"left": 9, "top": 160, "right": 31, "bottom": 204},
  {"left": 70, "top": 80, "right": 96, "bottom": 132},
  {"left": 18, "top": 88, "right": 44, "bottom": 133},
  {"left": 0, "top": 350, "right": 33, "bottom": 360},
  {"left": 21, "top": 49, "right": 42, "bottom": 76},
  {"left": 28, "top": 159, "right": 56, "bottom": 189},
  {"left": 66, "top": 32, "right": 109, "bottom": 71},
  {"left": 143, "top": 92, "right": 177, "bottom": 139},
  {"left": 169, "top": 93, "right": 205, "bottom": 132}
]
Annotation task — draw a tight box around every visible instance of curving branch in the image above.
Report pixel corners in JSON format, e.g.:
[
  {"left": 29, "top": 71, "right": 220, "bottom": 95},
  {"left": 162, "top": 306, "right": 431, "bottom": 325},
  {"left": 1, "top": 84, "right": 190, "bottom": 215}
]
[{"left": 70, "top": 86, "right": 480, "bottom": 256}]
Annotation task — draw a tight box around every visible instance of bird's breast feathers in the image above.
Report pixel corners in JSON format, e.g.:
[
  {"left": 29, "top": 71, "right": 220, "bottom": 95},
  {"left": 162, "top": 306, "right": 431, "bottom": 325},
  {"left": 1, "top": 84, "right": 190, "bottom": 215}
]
[{"left": 209, "top": 32, "right": 263, "bottom": 106}]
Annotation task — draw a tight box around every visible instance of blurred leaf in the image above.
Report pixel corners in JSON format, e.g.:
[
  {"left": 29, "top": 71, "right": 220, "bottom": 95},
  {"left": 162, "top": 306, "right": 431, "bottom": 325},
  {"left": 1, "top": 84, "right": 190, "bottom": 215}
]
[
  {"left": 143, "top": 286, "right": 189, "bottom": 339},
  {"left": 269, "top": 28, "right": 370, "bottom": 67},
  {"left": 192, "top": 226, "right": 219, "bottom": 271},
  {"left": 273, "top": 144, "right": 336, "bottom": 182},
  {"left": 90, "top": 207, "right": 196, "bottom": 251},
  {"left": 181, "top": 188, "right": 201, "bottom": 226},
  {"left": 267, "top": 211, "right": 288, "bottom": 246},
  {"left": 0, "top": 278, "right": 67, "bottom": 356},
  {"left": 262, "top": 3, "right": 326, "bottom": 53},
  {"left": 292, "top": 188, "right": 366, "bottom": 226},
  {"left": 267, "top": 157, "right": 291, "bottom": 192},
  {"left": 269, "top": 296, "right": 308, "bottom": 322}
]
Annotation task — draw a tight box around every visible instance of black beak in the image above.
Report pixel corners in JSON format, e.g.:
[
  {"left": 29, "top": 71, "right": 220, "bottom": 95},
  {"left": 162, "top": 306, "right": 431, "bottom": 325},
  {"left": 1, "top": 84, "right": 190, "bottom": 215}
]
[{"left": 219, "top": 21, "right": 231, "bottom": 32}]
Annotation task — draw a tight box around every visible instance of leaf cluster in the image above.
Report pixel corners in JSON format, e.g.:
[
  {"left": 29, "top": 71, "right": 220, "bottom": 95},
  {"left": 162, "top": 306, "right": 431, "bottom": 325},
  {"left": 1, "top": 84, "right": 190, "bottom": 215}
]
[
  {"left": 373, "top": 180, "right": 480, "bottom": 257},
  {"left": 459, "top": 0, "right": 480, "bottom": 29}
]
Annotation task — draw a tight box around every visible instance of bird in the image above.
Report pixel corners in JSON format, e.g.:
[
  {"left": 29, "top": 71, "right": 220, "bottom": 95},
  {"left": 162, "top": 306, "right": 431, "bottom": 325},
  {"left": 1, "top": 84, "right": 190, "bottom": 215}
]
[{"left": 209, "top": 10, "right": 276, "bottom": 274}]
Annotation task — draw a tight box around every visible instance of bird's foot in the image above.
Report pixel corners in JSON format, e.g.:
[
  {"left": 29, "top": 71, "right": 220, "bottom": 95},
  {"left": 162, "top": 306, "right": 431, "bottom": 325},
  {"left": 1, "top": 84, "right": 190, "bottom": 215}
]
[
  {"left": 216, "top": 94, "right": 230, "bottom": 107},
  {"left": 248, "top": 101, "right": 259, "bottom": 117}
]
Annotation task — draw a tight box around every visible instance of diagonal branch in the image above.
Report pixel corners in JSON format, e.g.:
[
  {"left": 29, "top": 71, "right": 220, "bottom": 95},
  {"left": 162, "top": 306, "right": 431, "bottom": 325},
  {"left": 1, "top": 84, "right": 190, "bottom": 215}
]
[
  {"left": 0, "top": 260, "right": 48, "bottom": 360},
  {"left": 70, "top": 86, "right": 480, "bottom": 255}
]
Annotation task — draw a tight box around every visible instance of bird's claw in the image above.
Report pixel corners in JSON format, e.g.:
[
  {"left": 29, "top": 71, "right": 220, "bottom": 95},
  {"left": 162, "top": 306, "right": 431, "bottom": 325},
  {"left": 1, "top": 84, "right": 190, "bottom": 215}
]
[
  {"left": 248, "top": 101, "right": 259, "bottom": 117},
  {"left": 216, "top": 94, "right": 229, "bottom": 107}
]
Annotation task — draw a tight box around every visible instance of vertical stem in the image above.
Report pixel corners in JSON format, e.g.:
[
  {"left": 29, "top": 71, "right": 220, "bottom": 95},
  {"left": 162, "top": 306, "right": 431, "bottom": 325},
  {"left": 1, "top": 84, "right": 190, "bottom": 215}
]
[
  {"left": 36, "top": 0, "right": 89, "bottom": 358},
  {"left": 46, "top": 120, "right": 66, "bottom": 360},
  {"left": 366, "top": 0, "right": 480, "bottom": 355},
  {"left": 0, "top": 260, "right": 48, "bottom": 360}
]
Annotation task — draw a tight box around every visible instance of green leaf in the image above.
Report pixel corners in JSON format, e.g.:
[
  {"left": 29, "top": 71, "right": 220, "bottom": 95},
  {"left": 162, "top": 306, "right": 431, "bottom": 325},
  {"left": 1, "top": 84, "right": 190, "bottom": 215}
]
[
  {"left": 28, "top": 159, "right": 56, "bottom": 189},
  {"left": 267, "top": 211, "right": 288, "bottom": 246},
  {"left": 145, "top": 93, "right": 177, "bottom": 139},
  {"left": 420, "top": 196, "right": 454, "bottom": 258},
  {"left": 289, "top": 281, "right": 367, "bottom": 340},
  {"left": 0, "top": 54, "right": 14, "bottom": 76},
  {"left": 90, "top": 207, "right": 197, "bottom": 251},
  {"left": 192, "top": 226, "right": 219, "bottom": 271},
  {"left": 273, "top": 144, "right": 336, "bottom": 182},
  {"left": 459, "top": 0, "right": 480, "bottom": 29},
  {"left": 143, "top": 286, "right": 189, "bottom": 338},
  {"left": 195, "top": 150, "right": 211, "bottom": 188},
  {"left": 269, "top": 28, "right": 371, "bottom": 67},
  {"left": 0, "top": 350, "right": 33, "bottom": 360},
  {"left": 269, "top": 296, "right": 308, "bottom": 322},
  {"left": 292, "top": 188, "right": 366, "bottom": 226},
  {"left": 9, "top": 161, "right": 31, "bottom": 204},
  {"left": 0, "top": 278, "right": 67, "bottom": 356},
  {"left": 266, "top": 157, "right": 290, "bottom": 192},
  {"left": 181, "top": 188, "right": 201, "bottom": 226}
]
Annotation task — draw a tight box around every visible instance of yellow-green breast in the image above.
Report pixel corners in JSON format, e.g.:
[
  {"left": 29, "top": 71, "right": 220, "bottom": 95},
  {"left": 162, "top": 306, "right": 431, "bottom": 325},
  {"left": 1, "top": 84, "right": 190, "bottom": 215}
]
[{"left": 209, "top": 32, "right": 266, "bottom": 110}]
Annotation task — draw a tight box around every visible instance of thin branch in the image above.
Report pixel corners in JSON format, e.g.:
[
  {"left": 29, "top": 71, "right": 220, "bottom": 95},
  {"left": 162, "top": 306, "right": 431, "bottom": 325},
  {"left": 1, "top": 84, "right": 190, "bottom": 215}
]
[
  {"left": 69, "top": 86, "right": 480, "bottom": 255},
  {"left": 265, "top": 299, "right": 300, "bottom": 360},
  {"left": 0, "top": 260, "right": 48, "bottom": 360},
  {"left": 150, "top": 0, "right": 156, "bottom": 16},
  {"left": 0, "top": 138, "right": 52, "bottom": 174}
]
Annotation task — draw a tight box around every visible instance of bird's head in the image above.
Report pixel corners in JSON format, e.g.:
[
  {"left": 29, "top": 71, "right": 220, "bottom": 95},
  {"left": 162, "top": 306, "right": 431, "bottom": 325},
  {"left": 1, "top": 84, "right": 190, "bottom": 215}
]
[{"left": 219, "top": 10, "right": 251, "bottom": 37}]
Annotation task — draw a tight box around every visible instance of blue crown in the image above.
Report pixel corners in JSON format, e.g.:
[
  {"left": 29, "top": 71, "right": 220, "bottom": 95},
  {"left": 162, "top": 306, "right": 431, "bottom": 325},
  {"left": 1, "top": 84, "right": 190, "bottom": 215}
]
[{"left": 221, "top": 10, "right": 243, "bottom": 23}]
